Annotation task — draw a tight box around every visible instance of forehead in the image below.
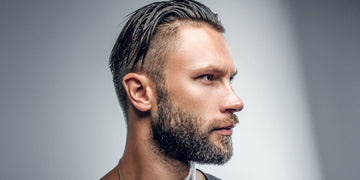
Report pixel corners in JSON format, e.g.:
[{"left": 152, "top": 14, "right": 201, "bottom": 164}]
[{"left": 166, "top": 25, "right": 236, "bottom": 74}]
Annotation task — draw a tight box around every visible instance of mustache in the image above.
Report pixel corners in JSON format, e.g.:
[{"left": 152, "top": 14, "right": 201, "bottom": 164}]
[
  {"left": 208, "top": 114, "right": 239, "bottom": 132},
  {"left": 231, "top": 114, "right": 239, "bottom": 124}
]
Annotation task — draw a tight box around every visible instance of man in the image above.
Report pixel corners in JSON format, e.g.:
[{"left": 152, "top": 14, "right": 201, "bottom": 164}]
[{"left": 102, "top": 0, "right": 243, "bottom": 179}]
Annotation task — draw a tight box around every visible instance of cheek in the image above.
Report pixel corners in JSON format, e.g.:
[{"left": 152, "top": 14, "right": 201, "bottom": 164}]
[{"left": 169, "top": 82, "right": 219, "bottom": 118}]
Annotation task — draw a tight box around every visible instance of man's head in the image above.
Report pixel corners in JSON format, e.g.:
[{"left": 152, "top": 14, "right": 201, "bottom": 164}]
[
  {"left": 110, "top": 0, "right": 224, "bottom": 115},
  {"left": 110, "top": 0, "right": 243, "bottom": 166}
]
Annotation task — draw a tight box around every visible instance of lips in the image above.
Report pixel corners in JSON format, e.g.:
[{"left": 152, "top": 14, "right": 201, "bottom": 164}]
[{"left": 212, "top": 124, "right": 235, "bottom": 136}]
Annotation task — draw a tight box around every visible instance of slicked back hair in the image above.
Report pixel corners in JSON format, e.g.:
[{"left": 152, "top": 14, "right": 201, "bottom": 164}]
[{"left": 110, "top": 0, "right": 224, "bottom": 117}]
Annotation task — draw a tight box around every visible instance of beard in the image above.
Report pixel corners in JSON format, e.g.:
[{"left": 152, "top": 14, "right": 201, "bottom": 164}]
[{"left": 151, "top": 89, "right": 237, "bottom": 166}]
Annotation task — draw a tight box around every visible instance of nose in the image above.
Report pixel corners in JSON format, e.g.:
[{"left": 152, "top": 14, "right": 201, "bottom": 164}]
[{"left": 221, "top": 86, "right": 244, "bottom": 113}]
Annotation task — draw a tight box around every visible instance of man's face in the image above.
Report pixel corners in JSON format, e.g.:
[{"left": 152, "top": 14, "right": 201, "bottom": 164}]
[{"left": 151, "top": 25, "right": 243, "bottom": 165}]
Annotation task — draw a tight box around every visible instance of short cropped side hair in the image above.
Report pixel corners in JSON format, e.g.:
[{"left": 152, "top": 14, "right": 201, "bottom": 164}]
[{"left": 109, "top": 0, "right": 224, "bottom": 116}]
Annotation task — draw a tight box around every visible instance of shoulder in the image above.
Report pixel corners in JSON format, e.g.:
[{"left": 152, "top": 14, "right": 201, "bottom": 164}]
[{"left": 197, "top": 169, "right": 221, "bottom": 180}]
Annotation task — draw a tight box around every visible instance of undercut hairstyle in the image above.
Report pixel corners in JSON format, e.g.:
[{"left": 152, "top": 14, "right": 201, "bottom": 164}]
[{"left": 109, "top": 0, "right": 224, "bottom": 117}]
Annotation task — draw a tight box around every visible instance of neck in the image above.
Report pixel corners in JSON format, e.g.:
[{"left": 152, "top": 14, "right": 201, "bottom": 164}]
[
  {"left": 119, "top": 128, "right": 192, "bottom": 180},
  {"left": 101, "top": 110, "right": 203, "bottom": 180},
  {"left": 124, "top": 110, "right": 193, "bottom": 180}
]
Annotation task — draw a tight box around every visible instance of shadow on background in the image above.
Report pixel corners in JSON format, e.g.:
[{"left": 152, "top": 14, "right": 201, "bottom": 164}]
[{"left": 288, "top": 0, "right": 360, "bottom": 179}]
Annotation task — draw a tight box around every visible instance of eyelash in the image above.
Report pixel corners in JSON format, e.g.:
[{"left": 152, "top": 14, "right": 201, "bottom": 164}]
[{"left": 230, "top": 76, "right": 234, "bottom": 83}]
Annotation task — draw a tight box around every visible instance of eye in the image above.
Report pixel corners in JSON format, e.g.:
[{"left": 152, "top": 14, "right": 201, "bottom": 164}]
[{"left": 199, "top": 74, "right": 215, "bottom": 81}]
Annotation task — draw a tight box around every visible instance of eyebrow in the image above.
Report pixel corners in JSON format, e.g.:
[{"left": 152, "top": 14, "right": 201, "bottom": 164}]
[{"left": 192, "top": 65, "right": 238, "bottom": 77}]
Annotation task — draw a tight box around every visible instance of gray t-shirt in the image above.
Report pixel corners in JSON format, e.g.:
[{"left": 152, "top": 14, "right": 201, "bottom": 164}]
[{"left": 198, "top": 169, "right": 221, "bottom": 180}]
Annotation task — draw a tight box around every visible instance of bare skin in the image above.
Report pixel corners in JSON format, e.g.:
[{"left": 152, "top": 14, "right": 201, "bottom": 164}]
[{"left": 101, "top": 25, "right": 243, "bottom": 180}]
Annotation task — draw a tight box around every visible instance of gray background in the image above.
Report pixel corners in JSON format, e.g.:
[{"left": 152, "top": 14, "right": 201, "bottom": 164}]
[
  {"left": 1, "top": 0, "right": 359, "bottom": 179},
  {"left": 289, "top": 1, "right": 360, "bottom": 179}
]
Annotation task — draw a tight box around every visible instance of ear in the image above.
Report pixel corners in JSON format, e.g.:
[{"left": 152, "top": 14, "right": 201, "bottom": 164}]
[{"left": 122, "top": 73, "right": 154, "bottom": 112}]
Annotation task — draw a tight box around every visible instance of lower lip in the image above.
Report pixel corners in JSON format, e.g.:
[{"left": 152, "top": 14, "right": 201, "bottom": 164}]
[{"left": 214, "top": 129, "right": 233, "bottom": 136}]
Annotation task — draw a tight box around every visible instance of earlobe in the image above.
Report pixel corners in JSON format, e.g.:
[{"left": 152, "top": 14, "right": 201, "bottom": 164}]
[{"left": 123, "top": 73, "right": 153, "bottom": 112}]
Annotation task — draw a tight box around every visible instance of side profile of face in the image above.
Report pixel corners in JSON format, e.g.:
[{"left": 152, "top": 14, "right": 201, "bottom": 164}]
[{"left": 151, "top": 24, "right": 244, "bottom": 165}]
